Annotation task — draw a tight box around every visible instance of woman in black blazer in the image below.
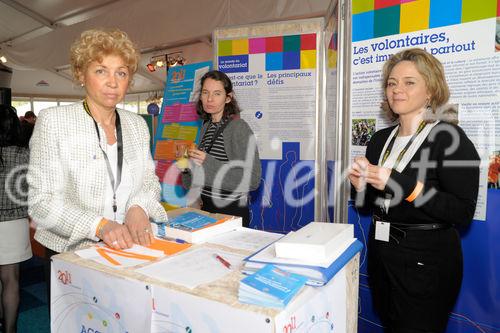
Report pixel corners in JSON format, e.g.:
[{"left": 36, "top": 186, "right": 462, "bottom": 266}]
[{"left": 349, "top": 48, "right": 479, "bottom": 333}]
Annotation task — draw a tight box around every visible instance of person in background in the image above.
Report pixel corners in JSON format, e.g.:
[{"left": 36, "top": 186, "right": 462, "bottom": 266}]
[
  {"left": 181, "top": 70, "right": 261, "bottom": 227},
  {"left": 27, "top": 28, "right": 168, "bottom": 256},
  {"left": 20, "top": 111, "right": 36, "bottom": 147},
  {"left": 349, "top": 48, "right": 479, "bottom": 333},
  {"left": 0, "top": 105, "right": 32, "bottom": 333}
]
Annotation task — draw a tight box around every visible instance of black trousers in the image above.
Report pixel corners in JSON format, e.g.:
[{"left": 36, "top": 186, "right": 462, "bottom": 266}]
[
  {"left": 200, "top": 193, "right": 250, "bottom": 228},
  {"left": 368, "top": 225, "right": 462, "bottom": 333}
]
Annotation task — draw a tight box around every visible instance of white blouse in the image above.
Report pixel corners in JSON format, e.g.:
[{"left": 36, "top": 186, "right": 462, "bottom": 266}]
[{"left": 89, "top": 142, "right": 133, "bottom": 239}]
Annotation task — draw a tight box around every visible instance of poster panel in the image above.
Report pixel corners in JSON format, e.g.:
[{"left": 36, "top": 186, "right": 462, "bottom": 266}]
[
  {"left": 349, "top": 1, "right": 500, "bottom": 332},
  {"left": 214, "top": 19, "right": 323, "bottom": 231},
  {"left": 153, "top": 61, "right": 212, "bottom": 208},
  {"left": 217, "top": 32, "right": 318, "bottom": 160}
]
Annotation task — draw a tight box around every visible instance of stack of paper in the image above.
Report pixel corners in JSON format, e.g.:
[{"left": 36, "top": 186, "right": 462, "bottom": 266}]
[
  {"left": 137, "top": 247, "right": 245, "bottom": 289},
  {"left": 242, "top": 222, "right": 363, "bottom": 286},
  {"left": 242, "top": 240, "right": 362, "bottom": 286},
  {"left": 238, "top": 264, "right": 307, "bottom": 308},
  {"left": 154, "top": 209, "right": 242, "bottom": 243},
  {"left": 74, "top": 237, "right": 192, "bottom": 268},
  {"left": 275, "top": 222, "right": 354, "bottom": 262}
]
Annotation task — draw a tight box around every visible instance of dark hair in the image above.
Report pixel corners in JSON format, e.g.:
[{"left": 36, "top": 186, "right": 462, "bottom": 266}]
[
  {"left": 0, "top": 105, "right": 23, "bottom": 166},
  {"left": 24, "top": 111, "right": 36, "bottom": 119},
  {"left": 196, "top": 70, "right": 241, "bottom": 121},
  {"left": 0, "top": 105, "right": 22, "bottom": 147}
]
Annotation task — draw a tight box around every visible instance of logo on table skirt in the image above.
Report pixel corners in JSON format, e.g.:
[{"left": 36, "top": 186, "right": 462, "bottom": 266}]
[
  {"left": 283, "top": 316, "right": 297, "bottom": 333},
  {"left": 80, "top": 325, "right": 102, "bottom": 333},
  {"left": 57, "top": 270, "right": 72, "bottom": 285}
]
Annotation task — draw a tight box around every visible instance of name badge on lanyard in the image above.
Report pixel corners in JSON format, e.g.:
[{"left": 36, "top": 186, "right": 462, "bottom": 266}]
[{"left": 375, "top": 221, "right": 390, "bottom": 242}]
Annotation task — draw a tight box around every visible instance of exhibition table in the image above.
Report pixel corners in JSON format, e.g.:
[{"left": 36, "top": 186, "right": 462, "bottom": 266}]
[{"left": 50, "top": 232, "right": 360, "bottom": 333}]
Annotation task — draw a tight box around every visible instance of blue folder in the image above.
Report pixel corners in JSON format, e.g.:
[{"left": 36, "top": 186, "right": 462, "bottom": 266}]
[{"left": 242, "top": 239, "right": 363, "bottom": 286}]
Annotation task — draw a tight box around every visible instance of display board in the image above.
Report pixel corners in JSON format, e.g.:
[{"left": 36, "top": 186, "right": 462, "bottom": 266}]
[
  {"left": 153, "top": 61, "right": 212, "bottom": 208},
  {"left": 348, "top": 1, "right": 500, "bottom": 332},
  {"left": 213, "top": 19, "right": 326, "bottom": 231}
]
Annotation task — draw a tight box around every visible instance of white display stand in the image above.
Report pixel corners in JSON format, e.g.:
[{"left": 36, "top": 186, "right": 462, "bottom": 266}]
[{"left": 51, "top": 239, "right": 360, "bottom": 333}]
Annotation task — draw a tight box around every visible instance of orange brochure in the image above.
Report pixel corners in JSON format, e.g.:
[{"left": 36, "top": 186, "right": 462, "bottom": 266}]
[{"left": 148, "top": 238, "right": 192, "bottom": 255}]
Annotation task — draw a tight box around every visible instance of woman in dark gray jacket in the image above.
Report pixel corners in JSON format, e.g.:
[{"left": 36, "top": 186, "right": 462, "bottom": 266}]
[{"left": 182, "top": 70, "right": 261, "bottom": 227}]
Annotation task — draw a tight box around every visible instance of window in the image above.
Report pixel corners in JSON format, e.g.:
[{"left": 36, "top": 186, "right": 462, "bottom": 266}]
[
  {"left": 11, "top": 93, "right": 163, "bottom": 116},
  {"left": 59, "top": 100, "right": 79, "bottom": 106},
  {"left": 33, "top": 100, "right": 57, "bottom": 115},
  {"left": 12, "top": 99, "right": 31, "bottom": 116}
]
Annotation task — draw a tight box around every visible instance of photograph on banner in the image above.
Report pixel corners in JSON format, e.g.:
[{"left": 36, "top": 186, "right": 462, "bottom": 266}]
[
  {"left": 496, "top": 17, "right": 500, "bottom": 52},
  {"left": 488, "top": 151, "right": 500, "bottom": 189},
  {"left": 351, "top": 118, "right": 375, "bottom": 147},
  {"left": 217, "top": 34, "right": 318, "bottom": 160},
  {"left": 350, "top": 18, "right": 499, "bottom": 220}
]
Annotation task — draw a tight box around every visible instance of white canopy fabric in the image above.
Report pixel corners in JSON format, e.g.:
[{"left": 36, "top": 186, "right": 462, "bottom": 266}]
[
  {"left": 0, "top": 0, "right": 332, "bottom": 96},
  {"left": 2, "top": 0, "right": 331, "bottom": 69}
]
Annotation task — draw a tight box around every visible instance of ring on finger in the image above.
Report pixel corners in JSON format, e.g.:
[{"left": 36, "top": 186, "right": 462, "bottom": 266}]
[{"left": 112, "top": 240, "right": 118, "bottom": 246}]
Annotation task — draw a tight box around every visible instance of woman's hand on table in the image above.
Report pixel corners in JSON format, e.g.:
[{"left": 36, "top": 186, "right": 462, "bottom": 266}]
[
  {"left": 125, "top": 206, "right": 154, "bottom": 246},
  {"left": 100, "top": 221, "right": 134, "bottom": 250}
]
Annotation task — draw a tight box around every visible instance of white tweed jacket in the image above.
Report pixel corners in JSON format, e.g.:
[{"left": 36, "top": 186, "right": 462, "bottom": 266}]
[{"left": 27, "top": 102, "right": 168, "bottom": 252}]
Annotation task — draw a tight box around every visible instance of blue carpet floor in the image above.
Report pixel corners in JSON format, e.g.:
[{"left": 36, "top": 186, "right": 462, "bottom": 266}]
[{"left": 17, "top": 256, "right": 50, "bottom": 333}]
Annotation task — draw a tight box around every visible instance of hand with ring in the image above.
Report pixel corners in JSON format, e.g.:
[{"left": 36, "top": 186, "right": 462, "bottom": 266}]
[
  {"left": 124, "top": 205, "right": 154, "bottom": 246},
  {"left": 99, "top": 220, "right": 134, "bottom": 249}
]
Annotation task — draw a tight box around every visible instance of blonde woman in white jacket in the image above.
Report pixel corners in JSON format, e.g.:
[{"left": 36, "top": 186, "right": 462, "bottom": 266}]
[{"left": 27, "top": 28, "right": 167, "bottom": 255}]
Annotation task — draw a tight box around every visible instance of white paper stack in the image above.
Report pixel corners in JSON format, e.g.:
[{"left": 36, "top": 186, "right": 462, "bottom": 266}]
[{"left": 275, "top": 222, "right": 354, "bottom": 262}]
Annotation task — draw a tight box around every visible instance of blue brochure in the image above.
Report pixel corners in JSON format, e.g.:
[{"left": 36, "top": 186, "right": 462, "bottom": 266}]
[
  {"left": 238, "top": 264, "right": 307, "bottom": 309},
  {"left": 242, "top": 239, "right": 363, "bottom": 286},
  {"left": 167, "top": 212, "right": 217, "bottom": 230}
]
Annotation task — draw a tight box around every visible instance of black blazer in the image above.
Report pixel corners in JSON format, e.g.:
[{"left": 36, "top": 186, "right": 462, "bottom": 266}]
[{"left": 355, "top": 121, "right": 480, "bottom": 228}]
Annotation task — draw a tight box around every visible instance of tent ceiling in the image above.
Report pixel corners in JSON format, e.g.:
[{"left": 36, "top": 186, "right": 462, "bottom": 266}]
[{"left": 0, "top": 0, "right": 333, "bottom": 97}]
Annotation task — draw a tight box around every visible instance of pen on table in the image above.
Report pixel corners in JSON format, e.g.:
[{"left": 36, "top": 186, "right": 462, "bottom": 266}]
[
  {"left": 214, "top": 253, "right": 232, "bottom": 269},
  {"left": 159, "top": 235, "right": 187, "bottom": 244}
]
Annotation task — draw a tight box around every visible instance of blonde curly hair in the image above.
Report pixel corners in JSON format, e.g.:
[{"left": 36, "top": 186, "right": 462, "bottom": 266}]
[{"left": 70, "top": 28, "right": 140, "bottom": 82}]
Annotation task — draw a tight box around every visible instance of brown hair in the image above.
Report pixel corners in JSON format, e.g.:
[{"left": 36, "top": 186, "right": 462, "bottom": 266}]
[
  {"left": 196, "top": 70, "right": 242, "bottom": 121},
  {"left": 381, "top": 48, "right": 450, "bottom": 121},
  {"left": 70, "top": 28, "right": 140, "bottom": 83}
]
